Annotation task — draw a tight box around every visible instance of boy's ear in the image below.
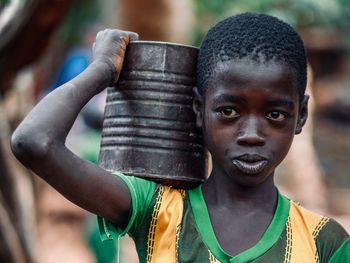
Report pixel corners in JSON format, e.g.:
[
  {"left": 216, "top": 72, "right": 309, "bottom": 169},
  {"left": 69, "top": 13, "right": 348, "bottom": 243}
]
[
  {"left": 295, "top": 95, "right": 309, "bottom": 134},
  {"left": 192, "top": 87, "right": 204, "bottom": 129}
]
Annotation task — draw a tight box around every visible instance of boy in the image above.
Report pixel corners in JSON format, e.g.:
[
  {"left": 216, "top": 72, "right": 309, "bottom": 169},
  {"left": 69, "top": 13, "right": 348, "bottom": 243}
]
[{"left": 11, "top": 13, "right": 349, "bottom": 262}]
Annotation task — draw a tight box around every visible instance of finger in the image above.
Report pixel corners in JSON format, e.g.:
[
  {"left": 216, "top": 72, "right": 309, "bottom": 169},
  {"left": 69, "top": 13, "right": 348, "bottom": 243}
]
[
  {"left": 118, "top": 33, "right": 139, "bottom": 47},
  {"left": 114, "top": 29, "right": 138, "bottom": 41},
  {"left": 118, "top": 36, "right": 128, "bottom": 51},
  {"left": 96, "top": 31, "right": 103, "bottom": 40},
  {"left": 129, "top": 32, "right": 139, "bottom": 41}
]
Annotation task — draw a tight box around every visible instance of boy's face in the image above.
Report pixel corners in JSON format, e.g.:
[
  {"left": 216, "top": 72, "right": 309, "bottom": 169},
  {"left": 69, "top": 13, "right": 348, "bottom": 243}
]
[{"left": 194, "top": 58, "right": 308, "bottom": 187}]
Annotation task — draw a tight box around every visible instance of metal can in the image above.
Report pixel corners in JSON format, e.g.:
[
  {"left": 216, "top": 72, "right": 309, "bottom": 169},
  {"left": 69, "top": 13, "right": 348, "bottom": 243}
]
[{"left": 98, "top": 41, "right": 208, "bottom": 188}]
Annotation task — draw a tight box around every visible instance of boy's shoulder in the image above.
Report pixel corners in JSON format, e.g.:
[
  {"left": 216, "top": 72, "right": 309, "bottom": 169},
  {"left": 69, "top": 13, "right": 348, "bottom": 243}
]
[
  {"left": 288, "top": 200, "right": 348, "bottom": 240},
  {"left": 288, "top": 199, "right": 349, "bottom": 262}
]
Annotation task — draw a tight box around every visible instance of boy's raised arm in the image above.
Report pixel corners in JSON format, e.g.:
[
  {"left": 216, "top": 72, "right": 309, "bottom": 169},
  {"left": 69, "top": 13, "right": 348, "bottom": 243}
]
[{"left": 11, "top": 29, "right": 139, "bottom": 229}]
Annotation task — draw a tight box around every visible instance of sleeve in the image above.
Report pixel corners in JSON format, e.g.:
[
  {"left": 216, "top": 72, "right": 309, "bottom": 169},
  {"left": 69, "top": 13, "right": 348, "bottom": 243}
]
[
  {"left": 316, "top": 218, "right": 350, "bottom": 263},
  {"left": 328, "top": 239, "right": 350, "bottom": 263},
  {"left": 97, "top": 172, "right": 157, "bottom": 241}
]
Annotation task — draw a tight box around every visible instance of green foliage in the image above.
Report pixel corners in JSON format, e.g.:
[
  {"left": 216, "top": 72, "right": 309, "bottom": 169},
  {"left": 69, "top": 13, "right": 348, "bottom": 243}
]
[
  {"left": 193, "top": 0, "right": 350, "bottom": 49},
  {"left": 0, "top": 0, "right": 11, "bottom": 10},
  {"left": 57, "top": 0, "right": 101, "bottom": 49},
  {"left": 1, "top": 0, "right": 10, "bottom": 5}
]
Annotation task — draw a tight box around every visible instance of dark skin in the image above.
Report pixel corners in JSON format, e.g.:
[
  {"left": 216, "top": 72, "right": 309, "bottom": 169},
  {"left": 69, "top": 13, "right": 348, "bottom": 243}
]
[
  {"left": 193, "top": 58, "right": 309, "bottom": 255},
  {"left": 12, "top": 29, "right": 308, "bottom": 257},
  {"left": 11, "top": 29, "right": 139, "bottom": 228}
]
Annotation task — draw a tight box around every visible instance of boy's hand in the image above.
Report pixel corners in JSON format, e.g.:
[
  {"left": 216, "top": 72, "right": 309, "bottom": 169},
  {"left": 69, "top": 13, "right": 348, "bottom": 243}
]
[{"left": 92, "top": 29, "right": 139, "bottom": 85}]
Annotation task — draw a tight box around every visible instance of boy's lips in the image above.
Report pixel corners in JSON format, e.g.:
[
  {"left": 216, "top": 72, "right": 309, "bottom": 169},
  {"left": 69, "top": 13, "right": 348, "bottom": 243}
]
[{"left": 231, "top": 154, "right": 268, "bottom": 175}]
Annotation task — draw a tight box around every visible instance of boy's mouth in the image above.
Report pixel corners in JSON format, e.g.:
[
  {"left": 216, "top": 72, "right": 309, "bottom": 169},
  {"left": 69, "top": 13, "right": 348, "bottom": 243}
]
[{"left": 231, "top": 154, "right": 268, "bottom": 175}]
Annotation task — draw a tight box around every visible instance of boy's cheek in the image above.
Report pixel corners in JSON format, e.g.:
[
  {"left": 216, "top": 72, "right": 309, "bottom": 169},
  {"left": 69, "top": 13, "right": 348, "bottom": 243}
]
[{"left": 270, "top": 136, "right": 294, "bottom": 161}]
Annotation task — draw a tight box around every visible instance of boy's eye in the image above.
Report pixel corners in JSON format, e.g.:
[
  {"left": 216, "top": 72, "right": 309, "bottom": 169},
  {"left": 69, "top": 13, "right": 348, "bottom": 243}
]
[
  {"left": 218, "top": 108, "right": 239, "bottom": 118},
  {"left": 266, "top": 111, "right": 287, "bottom": 121}
]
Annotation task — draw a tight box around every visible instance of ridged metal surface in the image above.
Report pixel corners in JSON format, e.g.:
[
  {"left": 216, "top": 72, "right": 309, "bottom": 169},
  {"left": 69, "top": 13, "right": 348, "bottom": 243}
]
[{"left": 99, "top": 41, "right": 208, "bottom": 188}]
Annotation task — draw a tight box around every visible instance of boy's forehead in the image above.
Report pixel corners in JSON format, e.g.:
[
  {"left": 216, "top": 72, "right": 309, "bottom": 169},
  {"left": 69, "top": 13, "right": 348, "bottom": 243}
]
[
  {"left": 205, "top": 58, "right": 300, "bottom": 102},
  {"left": 212, "top": 58, "right": 290, "bottom": 83}
]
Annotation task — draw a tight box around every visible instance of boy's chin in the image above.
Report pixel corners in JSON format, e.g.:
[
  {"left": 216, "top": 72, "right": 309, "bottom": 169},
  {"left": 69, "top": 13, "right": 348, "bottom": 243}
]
[{"left": 228, "top": 169, "right": 275, "bottom": 188}]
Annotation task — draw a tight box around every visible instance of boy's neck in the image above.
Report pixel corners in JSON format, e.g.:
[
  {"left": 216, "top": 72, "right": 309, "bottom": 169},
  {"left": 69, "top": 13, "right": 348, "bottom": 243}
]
[
  {"left": 201, "top": 165, "right": 279, "bottom": 256},
  {"left": 202, "top": 166, "right": 277, "bottom": 210}
]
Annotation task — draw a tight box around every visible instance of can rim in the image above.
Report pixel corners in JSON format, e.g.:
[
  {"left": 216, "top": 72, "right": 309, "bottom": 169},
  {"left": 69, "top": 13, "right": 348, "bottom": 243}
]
[{"left": 130, "top": 40, "right": 198, "bottom": 50}]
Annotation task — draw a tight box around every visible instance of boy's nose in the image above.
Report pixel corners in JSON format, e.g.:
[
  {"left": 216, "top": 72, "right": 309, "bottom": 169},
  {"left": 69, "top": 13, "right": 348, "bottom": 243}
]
[{"left": 237, "top": 117, "right": 266, "bottom": 146}]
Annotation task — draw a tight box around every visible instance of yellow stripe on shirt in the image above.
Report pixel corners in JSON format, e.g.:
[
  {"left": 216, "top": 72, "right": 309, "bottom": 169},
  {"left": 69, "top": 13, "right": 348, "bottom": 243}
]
[
  {"left": 288, "top": 201, "right": 325, "bottom": 263},
  {"left": 147, "top": 186, "right": 185, "bottom": 263},
  {"left": 209, "top": 250, "right": 220, "bottom": 263}
]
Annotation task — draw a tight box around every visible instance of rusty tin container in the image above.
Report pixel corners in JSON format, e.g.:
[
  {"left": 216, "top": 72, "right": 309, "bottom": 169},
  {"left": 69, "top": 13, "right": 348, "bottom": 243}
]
[{"left": 98, "top": 41, "right": 208, "bottom": 188}]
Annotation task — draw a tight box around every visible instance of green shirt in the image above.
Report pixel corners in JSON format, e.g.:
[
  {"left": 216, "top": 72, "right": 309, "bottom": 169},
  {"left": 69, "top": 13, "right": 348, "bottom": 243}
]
[{"left": 98, "top": 173, "right": 350, "bottom": 263}]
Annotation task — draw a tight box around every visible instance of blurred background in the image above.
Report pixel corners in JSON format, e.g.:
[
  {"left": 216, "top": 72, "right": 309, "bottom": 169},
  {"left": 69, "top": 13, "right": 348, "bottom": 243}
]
[{"left": 0, "top": 0, "right": 349, "bottom": 262}]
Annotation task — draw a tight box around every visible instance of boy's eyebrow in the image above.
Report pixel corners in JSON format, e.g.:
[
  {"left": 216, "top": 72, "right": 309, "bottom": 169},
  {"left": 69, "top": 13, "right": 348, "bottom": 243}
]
[
  {"left": 267, "top": 99, "right": 295, "bottom": 109},
  {"left": 212, "top": 95, "right": 295, "bottom": 109},
  {"left": 212, "top": 94, "right": 247, "bottom": 105}
]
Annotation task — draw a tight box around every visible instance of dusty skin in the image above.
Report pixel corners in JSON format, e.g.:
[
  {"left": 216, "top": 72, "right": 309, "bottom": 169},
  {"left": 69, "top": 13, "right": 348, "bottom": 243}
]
[{"left": 11, "top": 29, "right": 138, "bottom": 230}]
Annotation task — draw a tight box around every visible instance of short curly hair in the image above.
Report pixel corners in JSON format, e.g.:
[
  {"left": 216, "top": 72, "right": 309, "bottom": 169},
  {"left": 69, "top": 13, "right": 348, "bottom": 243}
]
[{"left": 197, "top": 13, "right": 307, "bottom": 100}]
